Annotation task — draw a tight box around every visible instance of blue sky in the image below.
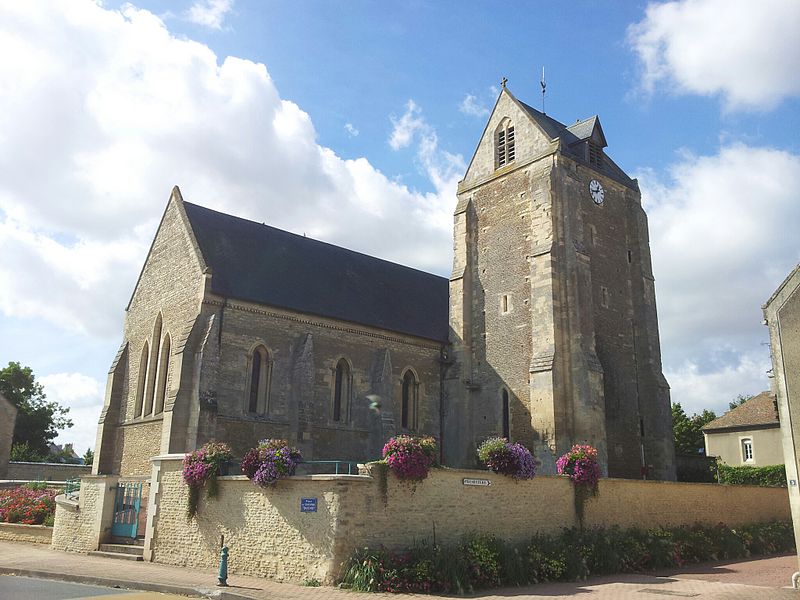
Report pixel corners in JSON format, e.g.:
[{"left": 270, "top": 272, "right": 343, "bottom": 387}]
[{"left": 0, "top": 0, "right": 798, "bottom": 454}]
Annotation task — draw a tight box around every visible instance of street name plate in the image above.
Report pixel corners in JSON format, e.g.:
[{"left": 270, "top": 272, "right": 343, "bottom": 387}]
[
  {"left": 462, "top": 478, "right": 491, "bottom": 486},
  {"left": 300, "top": 497, "right": 318, "bottom": 512}
]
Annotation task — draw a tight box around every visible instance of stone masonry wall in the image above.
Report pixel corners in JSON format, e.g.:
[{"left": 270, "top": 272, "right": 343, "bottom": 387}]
[
  {"left": 206, "top": 297, "right": 443, "bottom": 463},
  {"left": 51, "top": 481, "right": 102, "bottom": 552},
  {"left": 0, "top": 393, "right": 16, "bottom": 479},
  {"left": 116, "top": 420, "right": 164, "bottom": 476},
  {"left": 7, "top": 462, "right": 90, "bottom": 481},
  {"left": 0, "top": 523, "right": 52, "bottom": 544},
  {"left": 148, "top": 458, "right": 791, "bottom": 584}
]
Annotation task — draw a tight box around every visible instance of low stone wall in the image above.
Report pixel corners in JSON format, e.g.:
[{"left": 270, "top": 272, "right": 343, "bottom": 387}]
[
  {"left": 51, "top": 475, "right": 119, "bottom": 552},
  {"left": 7, "top": 462, "right": 90, "bottom": 482},
  {"left": 0, "top": 522, "right": 52, "bottom": 544},
  {"left": 146, "top": 458, "right": 792, "bottom": 584}
]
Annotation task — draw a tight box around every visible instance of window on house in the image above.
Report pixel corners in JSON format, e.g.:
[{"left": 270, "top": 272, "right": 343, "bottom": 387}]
[
  {"left": 247, "top": 345, "right": 271, "bottom": 414},
  {"left": 588, "top": 142, "right": 603, "bottom": 168},
  {"left": 502, "top": 388, "right": 510, "bottom": 439},
  {"left": 401, "top": 369, "right": 419, "bottom": 430},
  {"left": 742, "top": 438, "right": 754, "bottom": 462},
  {"left": 496, "top": 122, "right": 515, "bottom": 168},
  {"left": 134, "top": 342, "right": 149, "bottom": 418},
  {"left": 153, "top": 333, "right": 171, "bottom": 415},
  {"left": 333, "top": 358, "right": 351, "bottom": 422}
]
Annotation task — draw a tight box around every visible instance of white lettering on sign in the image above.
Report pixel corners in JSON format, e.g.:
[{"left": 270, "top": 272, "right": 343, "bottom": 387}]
[{"left": 462, "top": 478, "right": 491, "bottom": 487}]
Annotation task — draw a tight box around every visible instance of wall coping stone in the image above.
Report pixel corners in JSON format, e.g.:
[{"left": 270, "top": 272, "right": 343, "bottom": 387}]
[
  {"left": 217, "top": 474, "right": 373, "bottom": 482},
  {"left": 54, "top": 493, "right": 79, "bottom": 511},
  {"left": 9, "top": 461, "right": 90, "bottom": 468}
]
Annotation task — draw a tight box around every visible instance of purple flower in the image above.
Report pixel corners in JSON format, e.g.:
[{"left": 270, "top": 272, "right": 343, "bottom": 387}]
[
  {"left": 241, "top": 439, "right": 302, "bottom": 488},
  {"left": 557, "top": 444, "right": 601, "bottom": 488}
]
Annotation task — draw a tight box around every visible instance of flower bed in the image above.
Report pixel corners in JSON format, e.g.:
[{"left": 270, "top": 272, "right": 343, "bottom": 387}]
[
  {"left": 477, "top": 438, "right": 536, "bottom": 480},
  {"left": 241, "top": 439, "right": 302, "bottom": 487},
  {"left": 341, "top": 521, "right": 795, "bottom": 593},
  {"left": 0, "top": 485, "right": 56, "bottom": 525},
  {"left": 382, "top": 436, "right": 437, "bottom": 482}
]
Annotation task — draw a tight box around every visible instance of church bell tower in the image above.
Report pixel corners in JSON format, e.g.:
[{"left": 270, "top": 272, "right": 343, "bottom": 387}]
[{"left": 444, "top": 84, "right": 676, "bottom": 480}]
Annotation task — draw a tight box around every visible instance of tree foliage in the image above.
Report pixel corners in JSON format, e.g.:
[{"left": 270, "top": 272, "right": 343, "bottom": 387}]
[
  {"left": 0, "top": 362, "right": 72, "bottom": 457},
  {"left": 672, "top": 403, "right": 716, "bottom": 456},
  {"left": 729, "top": 394, "right": 753, "bottom": 411}
]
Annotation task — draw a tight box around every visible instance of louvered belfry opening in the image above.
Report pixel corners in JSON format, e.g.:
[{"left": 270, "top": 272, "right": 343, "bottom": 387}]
[{"left": 497, "top": 123, "right": 515, "bottom": 168}]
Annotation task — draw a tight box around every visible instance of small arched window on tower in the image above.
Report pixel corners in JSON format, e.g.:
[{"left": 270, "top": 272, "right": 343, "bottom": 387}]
[
  {"left": 246, "top": 345, "right": 272, "bottom": 415},
  {"left": 401, "top": 369, "right": 419, "bottom": 430},
  {"left": 332, "top": 358, "right": 351, "bottom": 422},
  {"left": 153, "top": 333, "right": 171, "bottom": 415},
  {"left": 496, "top": 119, "right": 515, "bottom": 169},
  {"left": 501, "top": 388, "right": 510, "bottom": 439}
]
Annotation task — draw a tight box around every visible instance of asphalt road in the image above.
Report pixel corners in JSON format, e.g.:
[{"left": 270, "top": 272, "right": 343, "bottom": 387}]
[{"left": 0, "top": 576, "right": 195, "bottom": 600}]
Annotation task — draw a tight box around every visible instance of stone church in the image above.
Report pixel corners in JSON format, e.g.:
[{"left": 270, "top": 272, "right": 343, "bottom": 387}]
[{"left": 93, "top": 85, "right": 676, "bottom": 480}]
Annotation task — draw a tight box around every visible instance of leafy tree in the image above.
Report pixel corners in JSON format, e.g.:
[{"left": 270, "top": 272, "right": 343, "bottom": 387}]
[
  {"left": 672, "top": 403, "right": 716, "bottom": 456},
  {"left": 0, "top": 362, "right": 72, "bottom": 457},
  {"left": 83, "top": 448, "right": 94, "bottom": 466},
  {"left": 10, "top": 441, "right": 46, "bottom": 462},
  {"left": 729, "top": 394, "right": 753, "bottom": 411}
]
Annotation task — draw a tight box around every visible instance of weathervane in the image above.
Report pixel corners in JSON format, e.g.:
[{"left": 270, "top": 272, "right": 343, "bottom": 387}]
[{"left": 540, "top": 66, "right": 546, "bottom": 114}]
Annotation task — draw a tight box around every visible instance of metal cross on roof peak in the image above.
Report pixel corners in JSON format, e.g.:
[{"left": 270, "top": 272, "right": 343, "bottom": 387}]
[{"left": 501, "top": 77, "right": 508, "bottom": 88}]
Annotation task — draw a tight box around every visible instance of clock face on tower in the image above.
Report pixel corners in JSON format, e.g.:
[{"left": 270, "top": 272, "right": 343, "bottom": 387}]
[{"left": 589, "top": 179, "right": 605, "bottom": 205}]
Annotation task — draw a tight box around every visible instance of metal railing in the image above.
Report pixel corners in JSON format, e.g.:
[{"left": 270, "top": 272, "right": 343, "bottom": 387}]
[
  {"left": 296, "top": 460, "right": 360, "bottom": 475},
  {"left": 65, "top": 477, "right": 81, "bottom": 499}
]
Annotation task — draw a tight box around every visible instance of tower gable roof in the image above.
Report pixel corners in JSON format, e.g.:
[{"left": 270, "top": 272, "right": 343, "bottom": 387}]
[{"left": 182, "top": 201, "right": 449, "bottom": 342}]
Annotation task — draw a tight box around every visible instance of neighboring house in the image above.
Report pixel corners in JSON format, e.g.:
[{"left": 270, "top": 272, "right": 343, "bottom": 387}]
[
  {"left": 703, "top": 391, "right": 783, "bottom": 466},
  {"left": 0, "top": 392, "right": 17, "bottom": 478},
  {"left": 93, "top": 84, "right": 676, "bottom": 480}
]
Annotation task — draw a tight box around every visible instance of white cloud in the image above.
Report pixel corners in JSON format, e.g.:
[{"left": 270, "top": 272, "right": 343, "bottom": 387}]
[
  {"left": 388, "top": 100, "right": 428, "bottom": 150},
  {"left": 0, "top": 2, "right": 460, "bottom": 339},
  {"left": 628, "top": 0, "right": 800, "bottom": 110},
  {"left": 344, "top": 122, "right": 359, "bottom": 137},
  {"left": 185, "top": 0, "right": 233, "bottom": 30},
  {"left": 41, "top": 372, "right": 104, "bottom": 456},
  {"left": 638, "top": 143, "right": 800, "bottom": 410},
  {"left": 665, "top": 353, "right": 770, "bottom": 418},
  {"left": 459, "top": 93, "right": 490, "bottom": 117}
]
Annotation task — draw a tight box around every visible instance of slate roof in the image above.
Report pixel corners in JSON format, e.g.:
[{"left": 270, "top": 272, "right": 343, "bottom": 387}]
[
  {"left": 702, "top": 391, "right": 780, "bottom": 432},
  {"left": 182, "top": 201, "right": 450, "bottom": 342}
]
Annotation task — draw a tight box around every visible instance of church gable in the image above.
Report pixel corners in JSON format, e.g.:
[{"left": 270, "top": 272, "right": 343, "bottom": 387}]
[{"left": 461, "top": 86, "right": 559, "bottom": 188}]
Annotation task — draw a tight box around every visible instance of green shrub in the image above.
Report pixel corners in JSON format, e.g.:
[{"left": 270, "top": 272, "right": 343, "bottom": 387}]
[
  {"left": 341, "top": 521, "right": 795, "bottom": 594},
  {"left": 717, "top": 464, "right": 787, "bottom": 487}
]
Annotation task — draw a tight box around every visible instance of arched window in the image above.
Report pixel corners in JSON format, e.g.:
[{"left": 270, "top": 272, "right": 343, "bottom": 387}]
[
  {"left": 153, "top": 333, "right": 171, "bottom": 415},
  {"left": 143, "top": 313, "right": 162, "bottom": 416},
  {"left": 134, "top": 341, "right": 149, "bottom": 418},
  {"left": 501, "top": 388, "right": 510, "bottom": 439},
  {"left": 496, "top": 119, "right": 515, "bottom": 168},
  {"left": 333, "top": 358, "right": 351, "bottom": 422},
  {"left": 246, "top": 345, "right": 271, "bottom": 414},
  {"left": 401, "top": 369, "right": 418, "bottom": 430}
]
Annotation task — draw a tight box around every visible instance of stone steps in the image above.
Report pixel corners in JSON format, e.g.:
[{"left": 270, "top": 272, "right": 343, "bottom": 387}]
[
  {"left": 88, "top": 550, "right": 143, "bottom": 561},
  {"left": 89, "top": 539, "right": 145, "bottom": 561}
]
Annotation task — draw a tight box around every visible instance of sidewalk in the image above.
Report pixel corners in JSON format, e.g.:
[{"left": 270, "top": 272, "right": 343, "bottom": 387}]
[{"left": 0, "top": 541, "right": 797, "bottom": 599}]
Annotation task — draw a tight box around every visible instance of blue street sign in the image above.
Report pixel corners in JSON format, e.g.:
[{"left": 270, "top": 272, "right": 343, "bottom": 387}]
[{"left": 300, "top": 497, "right": 318, "bottom": 512}]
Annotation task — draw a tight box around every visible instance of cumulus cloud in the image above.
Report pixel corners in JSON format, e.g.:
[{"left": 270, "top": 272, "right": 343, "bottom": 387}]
[
  {"left": 0, "top": 2, "right": 459, "bottom": 339},
  {"left": 42, "top": 372, "right": 104, "bottom": 455},
  {"left": 639, "top": 144, "right": 800, "bottom": 412},
  {"left": 185, "top": 0, "right": 233, "bottom": 30},
  {"left": 628, "top": 0, "right": 800, "bottom": 110},
  {"left": 459, "top": 93, "right": 490, "bottom": 118}
]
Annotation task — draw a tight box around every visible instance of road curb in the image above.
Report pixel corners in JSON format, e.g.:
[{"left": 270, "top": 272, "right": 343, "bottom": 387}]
[{"left": 0, "top": 566, "right": 253, "bottom": 599}]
